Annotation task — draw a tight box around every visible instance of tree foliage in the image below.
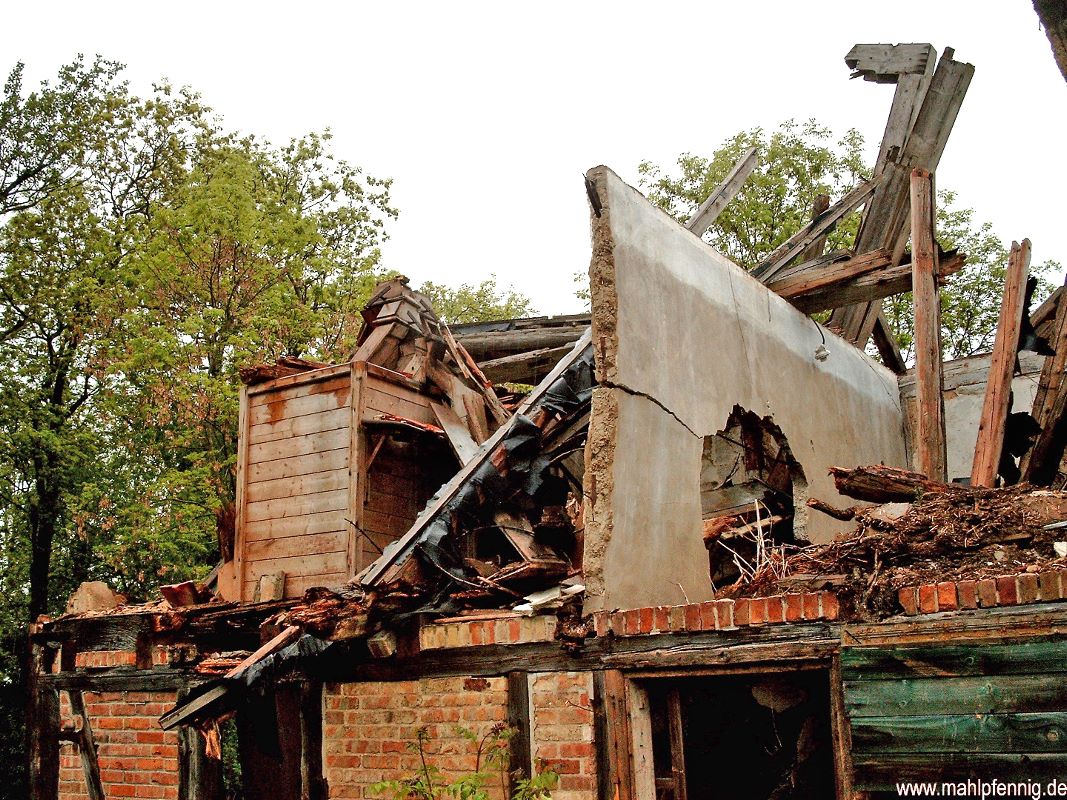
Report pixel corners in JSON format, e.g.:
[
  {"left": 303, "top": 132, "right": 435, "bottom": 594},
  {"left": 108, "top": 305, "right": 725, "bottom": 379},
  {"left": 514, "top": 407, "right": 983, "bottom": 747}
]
[
  {"left": 419, "top": 275, "right": 534, "bottom": 325},
  {"left": 638, "top": 119, "right": 1058, "bottom": 362}
]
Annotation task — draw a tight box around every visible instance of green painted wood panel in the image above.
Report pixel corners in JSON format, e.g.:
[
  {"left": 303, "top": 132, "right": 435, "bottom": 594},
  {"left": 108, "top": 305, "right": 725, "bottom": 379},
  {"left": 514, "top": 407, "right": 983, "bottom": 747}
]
[
  {"left": 842, "top": 638, "right": 1067, "bottom": 680},
  {"left": 852, "top": 753, "right": 1067, "bottom": 791},
  {"left": 844, "top": 674, "right": 1067, "bottom": 717},
  {"left": 852, "top": 712, "right": 1067, "bottom": 753}
]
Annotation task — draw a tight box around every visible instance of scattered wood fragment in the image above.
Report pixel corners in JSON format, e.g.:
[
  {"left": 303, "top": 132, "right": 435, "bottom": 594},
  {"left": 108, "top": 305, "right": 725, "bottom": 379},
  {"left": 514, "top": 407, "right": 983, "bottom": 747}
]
[{"left": 829, "top": 464, "right": 948, "bottom": 504}]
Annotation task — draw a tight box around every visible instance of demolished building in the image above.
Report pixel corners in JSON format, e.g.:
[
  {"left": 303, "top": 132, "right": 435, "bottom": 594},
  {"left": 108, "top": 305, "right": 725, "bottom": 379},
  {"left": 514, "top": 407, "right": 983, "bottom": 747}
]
[{"left": 27, "top": 43, "right": 1067, "bottom": 800}]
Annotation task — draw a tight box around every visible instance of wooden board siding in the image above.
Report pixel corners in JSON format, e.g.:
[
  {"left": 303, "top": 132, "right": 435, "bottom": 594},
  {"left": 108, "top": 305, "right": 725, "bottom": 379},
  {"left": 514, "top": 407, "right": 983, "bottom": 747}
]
[
  {"left": 842, "top": 637, "right": 1067, "bottom": 790},
  {"left": 357, "top": 445, "right": 426, "bottom": 571},
  {"left": 237, "top": 366, "right": 355, "bottom": 600}
]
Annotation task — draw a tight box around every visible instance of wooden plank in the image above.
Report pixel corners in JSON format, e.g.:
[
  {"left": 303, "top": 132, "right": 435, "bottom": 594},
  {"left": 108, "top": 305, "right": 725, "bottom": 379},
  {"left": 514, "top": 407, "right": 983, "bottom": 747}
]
[
  {"left": 842, "top": 603, "right": 1067, "bottom": 647},
  {"left": 247, "top": 428, "right": 350, "bottom": 464},
  {"left": 910, "top": 168, "right": 947, "bottom": 481},
  {"left": 844, "top": 673, "right": 1067, "bottom": 717},
  {"left": 244, "top": 488, "right": 348, "bottom": 523},
  {"left": 872, "top": 313, "right": 907, "bottom": 375},
  {"left": 361, "top": 380, "right": 436, "bottom": 425},
  {"left": 178, "top": 686, "right": 223, "bottom": 800},
  {"left": 432, "top": 401, "right": 480, "bottom": 465},
  {"left": 245, "top": 469, "right": 349, "bottom": 503},
  {"left": 852, "top": 752, "right": 1067, "bottom": 791},
  {"left": 766, "top": 248, "right": 889, "bottom": 298},
  {"left": 603, "top": 669, "right": 635, "bottom": 800},
  {"left": 247, "top": 448, "right": 348, "bottom": 485},
  {"left": 361, "top": 508, "right": 417, "bottom": 538},
  {"left": 841, "top": 640, "right": 1067, "bottom": 680},
  {"left": 685, "top": 145, "right": 758, "bottom": 235},
  {"left": 828, "top": 656, "right": 857, "bottom": 800},
  {"left": 249, "top": 385, "right": 350, "bottom": 426},
  {"left": 246, "top": 364, "right": 350, "bottom": 397},
  {"left": 348, "top": 363, "right": 366, "bottom": 578},
  {"left": 1022, "top": 278, "right": 1067, "bottom": 482},
  {"left": 846, "top": 43, "right": 937, "bottom": 82},
  {"left": 247, "top": 407, "right": 350, "bottom": 445},
  {"left": 243, "top": 509, "right": 348, "bottom": 542},
  {"left": 235, "top": 384, "right": 251, "bottom": 600},
  {"left": 300, "top": 682, "right": 328, "bottom": 800},
  {"left": 591, "top": 672, "right": 614, "bottom": 800},
  {"left": 244, "top": 572, "right": 347, "bottom": 599},
  {"left": 245, "top": 530, "right": 348, "bottom": 562},
  {"left": 365, "top": 486, "right": 419, "bottom": 518},
  {"left": 507, "top": 672, "right": 532, "bottom": 784},
  {"left": 476, "top": 345, "right": 574, "bottom": 386},
  {"left": 852, "top": 712, "right": 1067, "bottom": 754},
  {"left": 666, "top": 688, "right": 688, "bottom": 800},
  {"left": 67, "top": 690, "right": 105, "bottom": 800},
  {"left": 972, "top": 239, "right": 1032, "bottom": 486},
  {"left": 244, "top": 551, "right": 347, "bottom": 582},
  {"left": 752, "top": 179, "right": 879, "bottom": 281},
  {"left": 248, "top": 374, "right": 350, "bottom": 407}
]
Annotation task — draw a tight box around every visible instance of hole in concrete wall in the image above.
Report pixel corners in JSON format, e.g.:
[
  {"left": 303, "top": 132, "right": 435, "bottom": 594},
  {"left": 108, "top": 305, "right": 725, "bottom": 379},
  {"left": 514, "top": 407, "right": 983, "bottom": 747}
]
[
  {"left": 699, "top": 406, "right": 807, "bottom": 590},
  {"left": 647, "top": 671, "right": 835, "bottom": 800}
]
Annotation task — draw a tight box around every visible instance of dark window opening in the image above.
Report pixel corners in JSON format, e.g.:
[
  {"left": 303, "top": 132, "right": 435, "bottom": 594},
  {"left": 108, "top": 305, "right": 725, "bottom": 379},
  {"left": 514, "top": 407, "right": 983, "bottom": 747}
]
[
  {"left": 647, "top": 671, "right": 835, "bottom": 800},
  {"left": 700, "top": 406, "right": 807, "bottom": 590}
]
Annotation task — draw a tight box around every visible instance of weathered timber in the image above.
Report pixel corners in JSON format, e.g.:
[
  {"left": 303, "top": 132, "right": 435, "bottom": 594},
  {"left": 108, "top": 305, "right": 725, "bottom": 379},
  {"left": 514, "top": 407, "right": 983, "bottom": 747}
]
[
  {"left": 602, "top": 670, "right": 635, "bottom": 800},
  {"left": 852, "top": 752, "right": 1067, "bottom": 790},
  {"left": 178, "top": 685, "right": 223, "bottom": 800},
  {"left": 911, "top": 168, "right": 947, "bottom": 481},
  {"left": 844, "top": 673, "right": 1067, "bottom": 717},
  {"left": 846, "top": 43, "right": 937, "bottom": 83},
  {"left": 431, "top": 401, "right": 479, "bottom": 464},
  {"left": 800, "top": 193, "right": 832, "bottom": 262},
  {"left": 685, "top": 145, "right": 758, "bottom": 235},
  {"left": 841, "top": 639, "right": 1067, "bottom": 679},
  {"left": 1031, "top": 285, "right": 1063, "bottom": 341},
  {"left": 1022, "top": 277, "right": 1067, "bottom": 483},
  {"left": 752, "top": 180, "right": 879, "bottom": 281},
  {"left": 1035, "top": 0, "right": 1067, "bottom": 84},
  {"left": 476, "top": 344, "right": 574, "bottom": 386},
  {"left": 29, "top": 671, "right": 60, "bottom": 800},
  {"left": 300, "top": 682, "right": 327, "bottom": 800},
  {"left": 43, "top": 667, "right": 194, "bottom": 692},
  {"left": 873, "top": 313, "right": 908, "bottom": 374},
  {"left": 829, "top": 464, "right": 947, "bottom": 503},
  {"left": 842, "top": 602, "right": 1067, "bottom": 647},
  {"left": 972, "top": 239, "right": 1032, "bottom": 486},
  {"left": 591, "top": 672, "right": 614, "bottom": 800},
  {"left": 453, "top": 324, "right": 588, "bottom": 361},
  {"left": 507, "top": 672, "right": 532, "bottom": 784},
  {"left": 828, "top": 656, "right": 857, "bottom": 800},
  {"left": 852, "top": 712, "right": 1067, "bottom": 753},
  {"left": 665, "top": 688, "right": 688, "bottom": 800},
  {"left": 68, "top": 690, "right": 105, "bottom": 800}
]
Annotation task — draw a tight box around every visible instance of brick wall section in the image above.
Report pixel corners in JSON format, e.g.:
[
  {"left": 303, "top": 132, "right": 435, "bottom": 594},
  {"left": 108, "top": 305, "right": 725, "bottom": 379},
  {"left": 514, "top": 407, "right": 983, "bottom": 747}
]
[
  {"left": 323, "top": 677, "right": 510, "bottom": 799},
  {"left": 57, "top": 690, "right": 179, "bottom": 800},
  {"left": 590, "top": 591, "right": 840, "bottom": 638},
  {"left": 419, "top": 614, "right": 556, "bottom": 650},
  {"left": 898, "top": 569, "right": 1067, "bottom": 615},
  {"left": 530, "top": 672, "right": 596, "bottom": 800}
]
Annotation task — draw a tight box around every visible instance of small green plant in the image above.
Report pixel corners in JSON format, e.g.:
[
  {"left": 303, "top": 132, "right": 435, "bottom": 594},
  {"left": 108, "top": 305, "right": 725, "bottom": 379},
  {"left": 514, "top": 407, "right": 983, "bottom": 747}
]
[{"left": 371, "top": 724, "right": 558, "bottom": 800}]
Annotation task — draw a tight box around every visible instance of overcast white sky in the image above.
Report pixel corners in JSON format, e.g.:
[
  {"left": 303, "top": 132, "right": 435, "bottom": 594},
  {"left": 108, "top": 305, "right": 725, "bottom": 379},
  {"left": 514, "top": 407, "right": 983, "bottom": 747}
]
[{"left": 8, "top": 2, "right": 1066, "bottom": 315}]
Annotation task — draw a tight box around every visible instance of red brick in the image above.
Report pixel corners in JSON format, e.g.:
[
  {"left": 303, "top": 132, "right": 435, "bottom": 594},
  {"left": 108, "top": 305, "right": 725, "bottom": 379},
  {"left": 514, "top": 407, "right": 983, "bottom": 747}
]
[
  {"left": 749, "top": 598, "right": 768, "bottom": 625},
  {"left": 715, "top": 599, "right": 735, "bottom": 629},
  {"left": 1040, "top": 571, "right": 1064, "bottom": 601},
  {"left": 733, "top": 598, "right": 751, "bottom": 626},
  {"left": 996, "top": 575, "right": 1019, "bottom": 605},
  {"left": 936, "top": 582, "right": 958, "bottom": 611},
  {"left": 508, "top": 619, "right": 522, "bottom": 642},
  {"left": 470, "top": 622, "right": 484, "bottom": 645},
  {"left": 956, "top": 580, "right": 978, "bottom": 610},
  {"left": 624, "top": 609, "right": 641, "bottom": 636},
  {"left": 698, "top": 601, "right": 718, "bottom": 630},
  {"left": 638, "top": 607, "right": 654, "bottom": 634},
  {"left": 684, "top": 604, "right": 702, "bottom": 631},
  {"left": 898, "top": 586, "right": 919, "bottom": 615},
  {"left": 918, "top": 584, "right": 938, "bottom": 614},
  {"left": 653, "top": 606, "right": 670, "bottom": 633},
  {"left": 609, "top": 611, "right": 626, "bottom": 635},
  {"left": 668, "top": 605, "right": 687, "bottom": 631},
  {"left": 1017, "top": 573, "right": 1040, "bottom": 604},
  {"left": 821, "top": 592, "right": 840, "bottom": 620},
  {"left": 766, "top": 595, "right": 785, "bottom": 623},
  {"left": 801, "top": 593, "right": 821, "bottom": 620},
  {"left": 977, "top": 579, "right": 998, "bottom": 608},
  {"left": 593, "top": 612, "right": 609, "bottom": 637},
  {"left": 784, "top": 593, "right": 804, "bottom": 621}
]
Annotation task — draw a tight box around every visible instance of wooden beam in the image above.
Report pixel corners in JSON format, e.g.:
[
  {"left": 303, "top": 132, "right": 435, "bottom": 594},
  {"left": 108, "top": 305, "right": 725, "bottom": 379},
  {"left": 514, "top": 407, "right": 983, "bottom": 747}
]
[
  {"left": 29, "top": 664, "right": 60, "bottom": 800},
  {"left": 431, "top": 402, "right": 480, "bottom": 465},
  {"left": 300, "top": 682, "right": 327, "bottom": 800},
  {"left": 829, "top": 656, "right": 859, "bottom": 800},
  {"left": 665, "top": 688, "right": 688, "bottom": 800},
  {"left": 506, "top": 672, "right": 532, "bottom": 785},
  {"left": 845, "top": 43, "right": 937, "bottom": 83},
  {"left": 1022, "top": 279, "right": 1067, "bottom": 484},
  {"left": 602, "top": 670, "right": 635, "bottom": 800},
  {"left": 178, "top": 686, "right": 223, "bottom": 800},
  {"left": 476, "top": 345, "right": 574, "bottom": 386},
  {"left": 68, "top": 690, "right": 105, "bottom": 800},
  {"left": 800, "top": 193, "right": 832, "bottom": 262},
  {"left": 972, "top": 239, "right": 1032, "bottom": 486},
  {"left": 685, "top": 146, "right": 758, "bottom": 235},
  {"left": 752, "top": 179, "right": 879, "bottom": 282},
  {"left": 872, "top": 313, "right": 907, "bottom": 375},
  {"left": 910, "top": 168, "right": 947, "bottom": 482}
]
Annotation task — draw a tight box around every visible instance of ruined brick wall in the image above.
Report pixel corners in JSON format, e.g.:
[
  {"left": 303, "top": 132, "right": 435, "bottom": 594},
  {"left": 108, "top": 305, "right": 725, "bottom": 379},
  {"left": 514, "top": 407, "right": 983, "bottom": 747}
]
[
  {"left": 323, "top": 677, "right": 510, "bottom": 799},
  {"left": 57, "top": 688, "right": 180, "bottom": 800},
  {"left": 530, "top": 672, "right": 596, "bottom": 800}
]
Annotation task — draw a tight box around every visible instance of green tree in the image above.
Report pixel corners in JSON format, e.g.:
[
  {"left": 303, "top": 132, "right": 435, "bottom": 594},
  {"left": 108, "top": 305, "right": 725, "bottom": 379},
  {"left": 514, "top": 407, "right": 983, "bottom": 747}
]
[
  {"left": 638, "top": 119, "right": 1057, "bottom": 361},
  {"left": 418, "top": 275, "right": 534, "bottom": 325}
]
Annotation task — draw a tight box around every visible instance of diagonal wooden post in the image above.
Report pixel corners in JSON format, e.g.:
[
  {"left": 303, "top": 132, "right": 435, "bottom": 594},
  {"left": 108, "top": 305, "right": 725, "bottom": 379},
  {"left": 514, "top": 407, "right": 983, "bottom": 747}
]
[
  {"left": 910, "top": 168, "right": 947, "bottom": 481},
  {"left": 971, "top": 239, "right": 1032, "bottom": 487}
]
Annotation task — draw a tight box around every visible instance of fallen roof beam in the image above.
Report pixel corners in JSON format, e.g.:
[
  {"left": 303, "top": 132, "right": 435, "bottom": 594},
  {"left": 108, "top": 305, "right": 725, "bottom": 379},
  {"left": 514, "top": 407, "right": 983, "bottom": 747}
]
[
  {"left": 477, "top": 344, "right": 576, "bottom": 385},
  {"left": 453, "top": 325, "right": 587, "bottom": 361},
  {"left": 751, "top": 179, "right": 879, "bottom": 282},
  {"left": 685, "top": 146, "right": 759, "bottom": 235},
  {"left": 769, "top": 249, "right": 964, "bottom": 314}
]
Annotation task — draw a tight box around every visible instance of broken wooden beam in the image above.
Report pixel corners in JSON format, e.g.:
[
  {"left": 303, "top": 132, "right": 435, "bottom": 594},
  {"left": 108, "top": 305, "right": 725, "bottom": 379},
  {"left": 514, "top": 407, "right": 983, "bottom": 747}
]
[
  {"left": 431, "top": 401, "right": 480, "bottom": 464},
  {"left": 872, "top": 313, "right": 908, "bottom": 375},
  {"left": 910, "top": 168, "right": 947, "bottom": 482},
  {"left": 476, "top": 344, "right": 574, "bottom": 385},
  {"left": 752, "top": 179, "right": 880, "bottom": 282},
  {"left": 1022, "top": 278, "right": 1067, "bottom": 484},
  {"left": 846, "top": 43, "right": 937, "bottom": 83},
  {"left": 685, "top": 145, "right": 759, "bottom": 235},
  {"left": 971, "top": 239, "right": 1032, "bottom": 487},
  {"left": 829, "top": 464, "right": 948, "bottom": 504},
  {"left": 68, "top": 690, "right": 105, "bottom": 800}
]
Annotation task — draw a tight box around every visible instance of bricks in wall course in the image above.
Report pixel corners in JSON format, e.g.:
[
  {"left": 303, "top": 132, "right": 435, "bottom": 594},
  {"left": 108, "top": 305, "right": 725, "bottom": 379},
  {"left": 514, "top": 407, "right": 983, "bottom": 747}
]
[
  {"left": 698, "top": 601, "right": 717, "bottom": 630},
  {"left": 801, "top": 593, "right": 821, "bottom": 620},
  {"left": 957, "top": 580, "right": 978, "bottom": 610},
  {"left": 898, "top": 586, "right": 919, "bottom": 615},
  {"left": 684, "top": 604, "right": 701, "bottom": 631},
  {"left": 977, "top": 579, "right": 998, "bottom": 608},
  {"left": 653, "top": 605, "right": 670, "bottom": 633},
  {"left": 821, "top": 591, "right": 840, "bottom": 620},
  {"left": 785, "top": 593, "right": 804, "bottom": 621},
  {"left": 1040, "top": 571, "right": 1063, "bottom": 601},
  {"left": 766, "top": 595, "right": 785, "bottom": 624},
  {"left": 668, "top": 605, "right": 687, "bottom": 631},
  {"left": 715, "top": 599, "right": 735, "bottom": 628},
  {"left": 733, "top": 598, "right": 751, "bottom": 626},
  {"left": 936, "top": 582, "right": 958, "bottom": 611},
  {"left": 1017, "top": 573, "right": 1040, "bottom": 604},
  {"left": 918, "top": 584, "right": 938, "bottom": 614},
  {"left": 996, "top": 575, "right": 1019, "bottom": 605}
]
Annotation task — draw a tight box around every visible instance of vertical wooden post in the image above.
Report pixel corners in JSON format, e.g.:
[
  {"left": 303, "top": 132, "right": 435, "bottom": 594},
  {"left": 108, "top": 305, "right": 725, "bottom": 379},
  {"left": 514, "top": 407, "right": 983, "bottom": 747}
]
[
  {"left": 597, "top": 670, "right": 635, "bottom": 800},
  {"left": 506, "top": 672, "right": 532, "bottom": 785},
  {"left": 829, "top": 656, "right": 863, "bottom": 800},
  {"left": 347, "top": 362, "right": 367, "bottom": 578},
  {"left": 300, "top": 682, "right": 327, "bottom": 800},
  {"left": 28, "top": 641, "right": 60, "bottom": 800},
  {"left": 665, "top": 689, "right": 688, "bottom": 800},
  {"left": 971, "top": 239, "right": 1032, "bottom": 486},
  {"left": 1022, "top": 282, "right": 1067, "bottom": 483},
  {"left": 910, "top": 168, "right": 947, "bottom": 481},
  {"left": 233, "top": 384, "right": 250, "bottom": 600},
  {"left": 178, "top": 688, "right": 223, "bottom": 800}
]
